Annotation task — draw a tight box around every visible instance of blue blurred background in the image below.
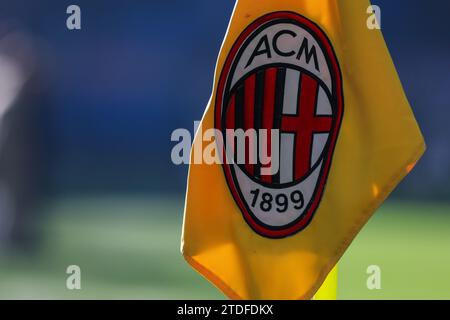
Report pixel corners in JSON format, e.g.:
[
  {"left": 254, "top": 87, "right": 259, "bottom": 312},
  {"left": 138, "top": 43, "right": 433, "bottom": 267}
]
[{"left": 0, "top": 0, "right": 449, "bottom": 299}]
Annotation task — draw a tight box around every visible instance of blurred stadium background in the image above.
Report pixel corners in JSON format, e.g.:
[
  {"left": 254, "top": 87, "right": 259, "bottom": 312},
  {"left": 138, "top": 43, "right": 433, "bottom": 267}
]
[{"left": 0, "top": 0, "right": 449, "bottom": 299}]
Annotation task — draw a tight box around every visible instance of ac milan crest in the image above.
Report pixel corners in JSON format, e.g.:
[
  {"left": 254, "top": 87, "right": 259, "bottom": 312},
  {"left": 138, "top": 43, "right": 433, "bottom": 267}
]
[{"left": 215, "top": 12, "right": 344, "bottom": 238}]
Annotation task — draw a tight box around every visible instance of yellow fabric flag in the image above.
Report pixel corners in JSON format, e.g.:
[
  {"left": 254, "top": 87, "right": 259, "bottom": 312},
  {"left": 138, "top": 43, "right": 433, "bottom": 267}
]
[{"left": 182, "top": 0, "right": 425, "bottom": 300}]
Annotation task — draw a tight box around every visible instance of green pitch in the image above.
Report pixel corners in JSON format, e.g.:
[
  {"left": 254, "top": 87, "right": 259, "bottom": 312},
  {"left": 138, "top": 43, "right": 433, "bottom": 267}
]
[{"left": 0, "top": 197, "right": 449, "bottom": 299}]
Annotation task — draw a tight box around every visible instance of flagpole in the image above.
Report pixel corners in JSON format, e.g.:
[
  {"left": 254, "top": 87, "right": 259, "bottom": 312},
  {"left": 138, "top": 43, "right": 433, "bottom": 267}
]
[{"left": 313, "top": 266, "right": 338, "bottom": 300}]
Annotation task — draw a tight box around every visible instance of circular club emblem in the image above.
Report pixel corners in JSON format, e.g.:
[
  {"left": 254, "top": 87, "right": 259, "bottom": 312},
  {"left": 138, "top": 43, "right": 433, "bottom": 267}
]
[{"left": 215, "top": 12, "right": 344, "bottom": 238}]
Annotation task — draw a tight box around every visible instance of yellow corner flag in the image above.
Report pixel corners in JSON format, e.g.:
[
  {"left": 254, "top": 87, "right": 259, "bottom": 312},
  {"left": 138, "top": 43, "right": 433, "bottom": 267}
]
[{"left": 182, "top": 0, "right": 425, "bottom": 300}]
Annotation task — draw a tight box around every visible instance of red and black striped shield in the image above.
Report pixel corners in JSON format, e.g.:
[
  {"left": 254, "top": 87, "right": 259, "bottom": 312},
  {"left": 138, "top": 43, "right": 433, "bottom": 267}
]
[{"left": 215, "top": 12, "right": 344, "bottom": 238}]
